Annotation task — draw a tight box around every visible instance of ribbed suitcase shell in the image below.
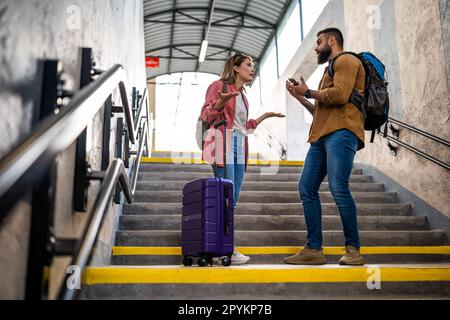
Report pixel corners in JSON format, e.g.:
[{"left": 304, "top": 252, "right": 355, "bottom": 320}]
[{"left": 181, "top": 177, "right": 234, "bottom": 259}]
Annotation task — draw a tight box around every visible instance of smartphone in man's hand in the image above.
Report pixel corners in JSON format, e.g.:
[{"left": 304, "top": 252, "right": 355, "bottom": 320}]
[{"left": 288, "top": 78, "right": 299, "bottom": 86}]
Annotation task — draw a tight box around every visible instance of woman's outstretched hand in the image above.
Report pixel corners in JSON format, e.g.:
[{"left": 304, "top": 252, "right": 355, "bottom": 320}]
[
  {"left": 214, "top": 91, "right": 240, "bottom": 110},
  {"left": 256, "top": 112, "right": 286, "bottom": 125},
  {"left": 264, "top": 112, "right": 286, "bottom": 119}
]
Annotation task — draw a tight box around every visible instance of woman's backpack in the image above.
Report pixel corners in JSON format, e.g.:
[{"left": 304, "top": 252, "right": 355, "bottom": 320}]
[{"left": 195, "top": 81, "right": 228, "bottom": 150}]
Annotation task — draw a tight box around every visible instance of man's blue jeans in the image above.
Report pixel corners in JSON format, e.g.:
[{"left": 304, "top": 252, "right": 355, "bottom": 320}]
[
  {"left": 214, "top": 130, "right": 246, "bottom": 209},
  {"left": 299, "top": 129, "right": 361, "bottom": 249}
]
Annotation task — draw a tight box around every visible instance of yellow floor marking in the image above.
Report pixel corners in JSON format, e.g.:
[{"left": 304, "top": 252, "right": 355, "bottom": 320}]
[
  {"left": 140, "top": 157, "right": 304, "bottom": 166},
  {"left": 83, "top": 264, "right": 450, "bottom": 285},
  {"left": 112, "top": 246, "right": 450, "bottom": 256}
]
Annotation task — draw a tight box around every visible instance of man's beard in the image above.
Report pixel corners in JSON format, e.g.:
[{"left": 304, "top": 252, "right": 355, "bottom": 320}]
[{"left": 317, "top": 44, "right": 332, "bottom": 64}]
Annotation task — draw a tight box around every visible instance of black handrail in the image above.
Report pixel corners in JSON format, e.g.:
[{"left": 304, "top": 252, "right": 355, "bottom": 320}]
[
  {"left": 0, "top": 63, "right": 149, "bottom": 220},
  {"left": 133, "top": 88, "right": 147, "bottom": 134},
  {"left": 0, "top": 64, "right": 121, "bottom": 218},
  {"left": 0, "top": 60, "right": 150, "bottom": 300},
  {"left": 130, "top": 120, "right": 148, "bottom": 194},
  {"left": 388, "top": 117, "right": 450, "bottom": 148},
  {"left": 378, "top": 117, "right": 450, "bottom": 171},
  {"left": 119, "top": 81, "right": 136, "bottom": 144},
  {"left": 59, "top": 159, "right": 132, "bottom": 300},
  {"left": 381, "top": 133, "right": 450, "bottom": 170}
]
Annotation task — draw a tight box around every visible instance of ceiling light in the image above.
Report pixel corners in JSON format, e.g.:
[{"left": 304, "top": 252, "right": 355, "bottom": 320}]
[{"left": 199, "top": 40, "right": 208, "bottom": 63}]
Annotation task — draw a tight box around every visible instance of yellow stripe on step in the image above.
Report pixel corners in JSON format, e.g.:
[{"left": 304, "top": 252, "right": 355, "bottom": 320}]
[
  {"left": 112, "top": 246, "right": 450, "bottom": 256},
  {"left": 141, "top": 157, "right": 208, "bottom": 164},
  {"left": 247, "top": 159, "right": 304, "bottom": 166},
  {"left": 113, "top": 246, "right": 182, "bottom": 255},
  {"left": 140, "top": 157, "right": 304, "bottom": 166},
  {"left": 151, "top": 150, "right": 259, "bottom": 156},
  {"left": 83, "top": 265, "right": 450, "bottom": 285}
]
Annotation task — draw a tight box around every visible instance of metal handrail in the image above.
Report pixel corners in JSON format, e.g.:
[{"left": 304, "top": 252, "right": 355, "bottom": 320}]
[
  {"left": 0, "top": 56, "right": 150, "bottom": 300},
  {"left": 118, "top": 81, "right": 136, "bottom": 144},
  {"left": 133, "top": 88, "right": 147, "bottom": 134},
  {"left": 130, "top": 120, "right": 148, "bottom": 194},
  {"left": 0, "top": 63, "right": 150, "bottom": 219},
  {"left": 59, "top": 159, "right": 132, "bottom": 300},
  {"left": 381, "top": 133, "right": 450, "bottom": 170},
  {"left": 0, "top": 64, "right": 117, "bottom": 217},
  {"left": 379, "top": 117, "right": 450, "bottom": 171},
  {"left": 388, "top": 117, "right": 450, "bottom": 148}
]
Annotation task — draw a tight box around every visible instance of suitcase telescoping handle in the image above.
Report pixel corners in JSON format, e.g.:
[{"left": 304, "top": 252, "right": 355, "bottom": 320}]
[
  {"left": 213, "top": 119, "right": 227, "bottom": 177},
  {"left": 213, "top": 119, "right": 231, "bottom": 235}
]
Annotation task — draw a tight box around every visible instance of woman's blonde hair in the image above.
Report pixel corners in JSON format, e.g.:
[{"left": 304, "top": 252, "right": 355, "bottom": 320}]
[{"left": 219, "top": 52, "right": 252, "bottom": 84}]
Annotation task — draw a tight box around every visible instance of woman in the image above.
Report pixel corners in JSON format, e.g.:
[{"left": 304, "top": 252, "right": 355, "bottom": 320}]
[{"left": 200, "top": 52, "right": 285, "bottom": 264}]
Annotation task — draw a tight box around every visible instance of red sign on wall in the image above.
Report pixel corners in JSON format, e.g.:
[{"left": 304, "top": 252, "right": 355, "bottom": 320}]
[{"left": 145, "top": 57, "right": 159, "bottom": 68}]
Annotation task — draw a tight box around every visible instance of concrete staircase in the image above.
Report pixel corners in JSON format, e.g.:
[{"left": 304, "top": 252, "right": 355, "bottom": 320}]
[{"left": 80, "top": 159, "right": 450, "bottom": 299}]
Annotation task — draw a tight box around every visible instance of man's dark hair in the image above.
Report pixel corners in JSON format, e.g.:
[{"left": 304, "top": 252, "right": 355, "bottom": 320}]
[{"left": 317, "top": 28, "right": 344, "bottom": 48}]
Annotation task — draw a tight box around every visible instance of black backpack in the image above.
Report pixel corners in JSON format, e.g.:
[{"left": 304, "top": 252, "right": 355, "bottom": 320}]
[{"left": 329, "top": 51, "right": 389, "bottom": 142}]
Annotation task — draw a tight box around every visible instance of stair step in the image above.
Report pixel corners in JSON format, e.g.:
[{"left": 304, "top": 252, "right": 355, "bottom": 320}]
[
  {"left": 133, "top": 191, "right": 398, "bottom": 204},
  {"left": 119, "top": 215, "right": 428, "bottom": 231},
  {"left": 135, "top": 181, "right": 384, "bottom": 192},
  {"left": 98, "top": 155, "right": 450, "bottom": 300},
  {"left": 123, "top": 203, "right": 412, "bottom": 216},
  {"left": 148, "top": 152, "right": 204, "bottom": 158},
  {"left": 141, "top": 156, "right": 303, "bottom": 166},
  {"left": 80, "top": 264, "right": 450, "bottom": 299},
  {"left": 139, "top": 163, "right": 311, "bottom": 174},
  {"left": 139, "top": 163, "right": 362, "bottom": 175},
  {"left": 111, "top": 246, "right": 450, "bottom": 266},
  {"left": 137, "top": 172, "right": 371, "bottom": 182},
  {"left": 115, "top": 230, "right": 447, "bottom": 246},
  {"left": 112, "top": 254, "right": 450, "bottom": 266},
  {"left": 144, "top": 153, "right": 259, "bottom": 159}
]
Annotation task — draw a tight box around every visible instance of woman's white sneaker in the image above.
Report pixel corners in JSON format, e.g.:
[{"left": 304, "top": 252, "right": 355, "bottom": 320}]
[{"left": 231, "top": 249, "right": 250, "bottom": 265}]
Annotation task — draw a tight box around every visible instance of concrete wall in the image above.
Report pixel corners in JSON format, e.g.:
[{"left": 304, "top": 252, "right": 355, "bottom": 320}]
[
  {"left": 0, "top": 0, "right": 146, "bottom": 299},
  {"left": 256, "top": 0, "right": 449, "bottom": 217},
  {"left": 351, "top": 0, "right": 450, "bottom": 218},
  {"left": 440, "top": 0, "right": 450, "bottom": 89}
]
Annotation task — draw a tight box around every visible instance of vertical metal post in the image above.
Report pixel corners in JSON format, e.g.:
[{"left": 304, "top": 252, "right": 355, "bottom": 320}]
[
  {"left": 25, "top": 60, "right": 58, "bottom": 300},
  {"left": 145, "top": 98, "right": 151, "bottom": 157},
  {"left": 102, "top": 95, "right": 113, "bottom": 170},
  {"left": 114, "top": 117, "right": 124, "bottom": 204},
  {"left": 124, "top": 129, "right": 130, "bottom": 168},
  {"left": 131, "top": 87, "right": 137, "bottom": 119},
  {"left": 274, "top": 28, "right": 280, "bottom": 79},
  {"left": 148, "top": 81, "right": 156, "bottom": 154},
  {"left": 299, "top": 0, "right": 304, "bottom": 40},
  {"left": 258, "top": 71, "right": 262, "bottom": 105},
  {"left": 73, "top": 48, "right": 93, "bottom": 212}
]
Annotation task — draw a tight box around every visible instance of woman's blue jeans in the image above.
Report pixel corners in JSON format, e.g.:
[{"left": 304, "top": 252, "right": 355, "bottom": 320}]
[
  {"left": 299, "top": 129, "right": 361, "bottom": 249},
  {"left": 214, "top": 130, "right": 245, "bottom": 209}
]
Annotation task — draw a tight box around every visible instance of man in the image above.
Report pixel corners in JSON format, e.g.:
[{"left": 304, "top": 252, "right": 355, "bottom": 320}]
[{"left": 284, "top": 27, "right": 365, "bottom": 265}]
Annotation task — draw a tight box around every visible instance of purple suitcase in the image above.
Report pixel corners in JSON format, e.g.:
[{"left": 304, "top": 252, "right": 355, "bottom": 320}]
[{"left": 181, "top": 120, "right": 234, "bottom": 267}]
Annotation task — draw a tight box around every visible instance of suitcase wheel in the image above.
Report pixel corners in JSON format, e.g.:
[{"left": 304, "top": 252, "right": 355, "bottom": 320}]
[
  {"left": 221, "top": 256, "right": 231, "bottom": 266},
  {"left": 197, "top": 257, "right": 208, "bottom": 267},
  {"left": 182, "top": 256, "right": 193, "bottom": 266}
]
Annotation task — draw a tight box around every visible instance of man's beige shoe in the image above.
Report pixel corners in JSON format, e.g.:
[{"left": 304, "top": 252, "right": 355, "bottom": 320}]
[
  {"left": 282, "top": 247, "right": 327, "bottom": 265},
  {"left": 339, "top": 245, "right": 365, "bottom": 265}
]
